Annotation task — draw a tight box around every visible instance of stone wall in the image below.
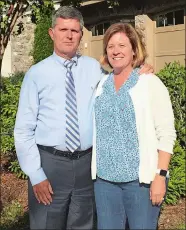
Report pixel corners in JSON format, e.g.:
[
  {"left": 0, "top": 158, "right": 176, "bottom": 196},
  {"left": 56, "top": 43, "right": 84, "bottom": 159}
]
[
  {"left": 11, "top": 15, "right": 35, "bottom": 73},
  {"left": 135, "top": 15, "right": 155, "bottom": 67},
  {"left": 135, "top": 15, "right": 146, "bottom": 46}
]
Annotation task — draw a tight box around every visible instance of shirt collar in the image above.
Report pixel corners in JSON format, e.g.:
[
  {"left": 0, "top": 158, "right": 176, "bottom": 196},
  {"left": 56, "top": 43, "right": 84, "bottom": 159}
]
[{"left": 52, "top": 51, "right": 79, "bottom": 66}]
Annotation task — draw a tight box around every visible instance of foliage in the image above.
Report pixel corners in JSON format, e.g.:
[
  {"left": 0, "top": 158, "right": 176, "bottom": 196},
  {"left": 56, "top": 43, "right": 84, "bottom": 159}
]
[
  {"left": 166, "top": 141, "right": 186, "bottom": 204},
  {"left": 59, "top": 0, "right": 82, "bottom": 7},
  {"left": 32, "top": 0, "right": 86, "bottom": 63},
  {"left": 107, "top": 0, "right": 119, "bottom": 7},
  {"left": 0, "top": 201, "right": 24, "bottom": 227},
  {"left": 0, "top": 1, "right": 51, "bottom": 73},
  {"left": 177, "top": 223, "right": 186, "bottom": 230},
  {"left": 158, "top": 62, "right": 185, "bottom": 147},
  {"left": 0, "top": 0, "right": 83, "bottom": 73},
  {"left": 1, "top": 72, "right": 28, "bottom": 179},
  {"left": 1, "top": 72, "right": 24, "bottom": 158},
  {"left": 32, "top": 10, "right": 53, "bottom": 63},
  {"left": 157, "top": 62, "right": 186, "bottom": 204},
  {"left": 1, "top": 63, "right": 186, "bottom": 204},
  {"left": 9, "top": 160, "right": 28, "bottom": 179}
]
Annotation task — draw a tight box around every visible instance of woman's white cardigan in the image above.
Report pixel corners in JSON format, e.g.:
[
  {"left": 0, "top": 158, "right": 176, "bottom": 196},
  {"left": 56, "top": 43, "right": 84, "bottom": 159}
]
[{"left": 91, "top": 73, "right": 176, "bottom": 184}]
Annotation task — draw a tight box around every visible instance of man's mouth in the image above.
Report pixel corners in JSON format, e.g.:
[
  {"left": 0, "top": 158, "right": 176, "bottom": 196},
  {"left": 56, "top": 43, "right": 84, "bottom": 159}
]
[{"left": 65, "top": 43, "right": 73, "bottom": 45}]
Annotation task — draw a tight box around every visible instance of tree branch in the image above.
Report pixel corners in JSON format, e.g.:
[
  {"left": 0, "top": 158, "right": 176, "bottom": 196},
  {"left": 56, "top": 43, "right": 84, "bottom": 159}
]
[
  {"left": 18, "top": 0, "right": 29, "bottom": 17},
  {"left": 4, "top": 1, "right": 29, "bottom": 47}
]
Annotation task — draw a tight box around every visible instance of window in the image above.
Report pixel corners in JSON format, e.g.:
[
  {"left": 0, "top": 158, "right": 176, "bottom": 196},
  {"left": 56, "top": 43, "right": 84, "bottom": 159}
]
[
  {"left": 156, "top": 9, "right": 184, "bottom": 27},
  {"left": 91, "top": 19, "right": 134, "bottom": 36},
  {"left": 175, "top": 10, "right": 184, "bottom": 25},
  {"left": 165, "top": 12, "right": 174, "bottom": 26},
  {"left": 91, "top": 22, "right": 111, "bottom": 36}
]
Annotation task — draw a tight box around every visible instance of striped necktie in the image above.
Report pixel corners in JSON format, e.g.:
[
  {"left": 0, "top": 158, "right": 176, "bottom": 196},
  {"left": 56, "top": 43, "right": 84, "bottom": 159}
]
[{"left": 64, "top": 60, "right": 80, "bottom": 152}]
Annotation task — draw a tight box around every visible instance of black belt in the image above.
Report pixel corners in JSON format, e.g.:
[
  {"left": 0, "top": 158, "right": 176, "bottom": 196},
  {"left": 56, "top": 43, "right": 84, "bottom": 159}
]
[{"left": 38, "top": 145, "right": 92, "bottom": 160}]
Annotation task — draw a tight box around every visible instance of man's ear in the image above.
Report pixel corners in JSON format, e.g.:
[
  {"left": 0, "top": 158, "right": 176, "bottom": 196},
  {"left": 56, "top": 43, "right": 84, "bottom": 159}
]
[{"left": 48, "top": 28, "right": 54, "bottom": 41}]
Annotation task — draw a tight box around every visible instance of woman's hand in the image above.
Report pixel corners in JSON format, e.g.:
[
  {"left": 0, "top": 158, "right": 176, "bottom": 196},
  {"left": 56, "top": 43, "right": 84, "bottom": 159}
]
[{"left": 150, "top": 174, "right": 166, "bottom": 206}]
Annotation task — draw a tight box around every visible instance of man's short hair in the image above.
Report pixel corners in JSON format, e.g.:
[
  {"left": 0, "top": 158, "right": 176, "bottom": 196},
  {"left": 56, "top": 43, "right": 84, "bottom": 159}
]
[{"left": 52, "top": 6, "right": 84, "bottom": 30}]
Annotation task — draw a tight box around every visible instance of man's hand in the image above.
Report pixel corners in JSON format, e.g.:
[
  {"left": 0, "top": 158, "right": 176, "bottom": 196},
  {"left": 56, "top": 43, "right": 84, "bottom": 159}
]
[
  {"left": 139, "top": 63, "right": 154, "bottom": 75},
  {"left": 150, "top": 175, "right": 166, "bottom": 206},
  {"left": 33, "top": 179, "right": 54, "bottom": 205}
]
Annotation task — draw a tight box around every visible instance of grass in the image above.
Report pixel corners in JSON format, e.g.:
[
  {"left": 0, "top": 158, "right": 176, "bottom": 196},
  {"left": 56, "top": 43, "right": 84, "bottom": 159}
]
[
  {"left": 177, "top": 223, "right": 186, "bottom": 230},
  {"left": 0, "top": 201, "right": 29, "bottom": 230}
]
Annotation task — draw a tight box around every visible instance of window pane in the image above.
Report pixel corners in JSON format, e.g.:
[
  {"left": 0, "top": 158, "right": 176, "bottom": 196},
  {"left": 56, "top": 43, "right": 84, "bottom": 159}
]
[
  {"left": 103, "top": 22, "right": 110, "bottom": 33},
  {"left": 165, "top": 12, "right": 173, "bottom": 26},
  {"left": 97, "top": 24, "right": 103, "bottom": 35},
  {"left": 156, "top": 15, "right": 164, "bottom": 27},
  {"left": 175, "top": 10, "right": 184, "bottom": 25},
  {"left": 91, "top": 26, "right": 96, "bottom": 36}
]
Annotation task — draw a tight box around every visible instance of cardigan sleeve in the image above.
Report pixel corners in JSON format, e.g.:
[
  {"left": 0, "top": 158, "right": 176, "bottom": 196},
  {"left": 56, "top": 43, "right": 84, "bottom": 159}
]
[{"left": 149, "top": 75, "right": 176, "bottom": 154}]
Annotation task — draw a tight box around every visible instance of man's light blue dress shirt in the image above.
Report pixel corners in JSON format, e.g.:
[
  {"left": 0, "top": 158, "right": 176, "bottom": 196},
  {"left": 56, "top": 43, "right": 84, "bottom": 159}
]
[{"left": 14, "top": 52, "right": 103, "bottom": 185}]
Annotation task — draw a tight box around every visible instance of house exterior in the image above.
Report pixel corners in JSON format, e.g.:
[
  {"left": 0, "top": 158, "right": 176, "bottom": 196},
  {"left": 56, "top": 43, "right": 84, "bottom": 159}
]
[
  {"left": 1, "top": 0, "right": 185, "bottom": 76},
  {"left": 80, "top": 0, "right": 186, "bottom": 72}
]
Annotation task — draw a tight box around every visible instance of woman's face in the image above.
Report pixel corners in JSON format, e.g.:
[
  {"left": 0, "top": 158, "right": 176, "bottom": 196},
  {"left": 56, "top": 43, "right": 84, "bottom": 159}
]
[{"left": 106, "top": 32, "right": 134, "bottom": 73}]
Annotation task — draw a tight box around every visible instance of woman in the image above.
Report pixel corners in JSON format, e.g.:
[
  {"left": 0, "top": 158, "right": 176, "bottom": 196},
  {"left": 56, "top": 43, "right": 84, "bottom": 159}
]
[{"left": 91, "top": 23, "right": 176, "bottom": 229}]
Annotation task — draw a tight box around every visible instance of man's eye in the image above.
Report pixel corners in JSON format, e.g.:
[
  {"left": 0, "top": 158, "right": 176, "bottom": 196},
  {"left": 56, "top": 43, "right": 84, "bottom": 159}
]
[
  {"left": 72, "top": 30, "right": 79, "bottom": 33},
  {"left": 60, "top": 29, "right": 67, "bottom": 31}
]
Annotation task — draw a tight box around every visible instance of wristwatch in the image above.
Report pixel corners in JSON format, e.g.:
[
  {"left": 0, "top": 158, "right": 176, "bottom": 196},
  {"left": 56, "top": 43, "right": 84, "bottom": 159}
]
[{"left": 156, "top": 169, "right": 169, "bottom": 178}]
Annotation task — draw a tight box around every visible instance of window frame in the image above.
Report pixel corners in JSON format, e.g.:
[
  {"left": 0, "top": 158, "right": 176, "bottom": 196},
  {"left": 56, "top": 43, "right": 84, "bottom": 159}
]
[
  {"left": 91, "top": 19, "right": 135, "bottom": 36},
  {"left": 155, "top": 8, "right": 185, "bottom": 28}
]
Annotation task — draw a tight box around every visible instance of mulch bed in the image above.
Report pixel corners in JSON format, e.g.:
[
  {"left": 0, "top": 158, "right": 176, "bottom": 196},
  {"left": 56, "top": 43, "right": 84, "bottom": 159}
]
[
  {"left": 1, "top": 172, "right": 28, "bottom": 212},
  {"left": 1, "top": 172, "right": 185, "bottom": 229}
]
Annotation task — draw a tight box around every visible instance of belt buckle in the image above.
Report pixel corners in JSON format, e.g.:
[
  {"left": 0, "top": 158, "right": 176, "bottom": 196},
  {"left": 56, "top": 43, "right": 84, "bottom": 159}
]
[
  {"left": 69, "top": 153, "right": 80, "bottom": 160},
  {"left": 53, "top": 149, "right": 58, "bottom": 155}
]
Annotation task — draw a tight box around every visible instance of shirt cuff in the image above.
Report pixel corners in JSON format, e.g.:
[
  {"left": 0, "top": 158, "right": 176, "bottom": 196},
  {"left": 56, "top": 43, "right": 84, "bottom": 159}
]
[
  {"left": 29, "top": 168, "right": 47, "bottom": 186},
  {"left": 157, "top": 142, "right": 174, "bottom": 154}
]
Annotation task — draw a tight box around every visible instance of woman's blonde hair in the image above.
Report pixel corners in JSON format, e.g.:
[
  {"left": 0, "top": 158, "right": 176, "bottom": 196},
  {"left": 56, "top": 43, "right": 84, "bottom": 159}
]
[{"left": 101, "top": 23, "right": 147, "bottom": 68}]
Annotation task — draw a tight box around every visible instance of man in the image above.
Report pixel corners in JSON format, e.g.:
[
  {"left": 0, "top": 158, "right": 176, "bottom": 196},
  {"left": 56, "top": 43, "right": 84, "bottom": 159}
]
[{"left": 14, "top": 6, "right": 153, "bottom": 230}]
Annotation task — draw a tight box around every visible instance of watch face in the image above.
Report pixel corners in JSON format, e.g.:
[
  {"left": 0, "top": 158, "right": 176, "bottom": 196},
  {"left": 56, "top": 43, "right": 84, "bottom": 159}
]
[{"left": 160, "top": 170, "right": 167, "bottom": 177}]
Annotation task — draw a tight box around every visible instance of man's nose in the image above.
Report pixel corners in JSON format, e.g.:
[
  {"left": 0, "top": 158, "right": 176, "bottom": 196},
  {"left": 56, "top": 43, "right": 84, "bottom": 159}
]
[{"left": 67, "top": 30, "right": 72, "bottom": 39}]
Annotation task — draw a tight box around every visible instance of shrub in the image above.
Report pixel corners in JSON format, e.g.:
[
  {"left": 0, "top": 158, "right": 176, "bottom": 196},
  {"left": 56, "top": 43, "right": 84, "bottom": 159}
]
[
  {"left": 157, "top": 62, "right": 186, "bottom": 204},
  {"left": 166, "top": 141, "right": 185, "bottom": 204},
  {"left": 0, "top": 201, "right": 24, "bottom": 226},
  {"left": 158, "top": 62, "right": 185, "bottom": 148},
  {"left": 1, "top": 72, "right": 27, "bottom": 179},
  {"left": 9, "top": 160, "right": 28, "bottom": 179},
  {"left": 1, "top": 72, "right": 24, "bottom": 159},
  {"left": 1, "top": 62, "right": 185, "bottom": 204},
  {"left": 32, "top": 12, "right": 53, "bottom": 64}
]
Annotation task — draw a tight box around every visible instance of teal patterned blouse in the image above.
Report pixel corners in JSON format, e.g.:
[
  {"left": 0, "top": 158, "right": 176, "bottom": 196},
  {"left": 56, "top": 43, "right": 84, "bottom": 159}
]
[{"left": 95, "top": 68, "right": 140, "bottom": 182}]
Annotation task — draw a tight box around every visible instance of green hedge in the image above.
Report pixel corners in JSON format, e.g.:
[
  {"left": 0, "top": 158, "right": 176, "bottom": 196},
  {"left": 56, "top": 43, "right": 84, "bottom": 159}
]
[
  {"left": 33, "top": 13, "right": 53, "bottom": 64},
  {"left": 1, "top": 72, "right": 24, "bottom": 159},
  {"left": 1, "top": 62, "right": 185, "bottom": 204},
  {"left": 157, "top": 62, "right": 186, "bottom": 204}
]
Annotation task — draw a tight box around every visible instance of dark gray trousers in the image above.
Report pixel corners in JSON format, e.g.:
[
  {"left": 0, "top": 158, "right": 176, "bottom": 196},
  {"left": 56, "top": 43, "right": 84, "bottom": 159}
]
[{"left": 28, "top": 147, "right": 95, "bottom": 230}]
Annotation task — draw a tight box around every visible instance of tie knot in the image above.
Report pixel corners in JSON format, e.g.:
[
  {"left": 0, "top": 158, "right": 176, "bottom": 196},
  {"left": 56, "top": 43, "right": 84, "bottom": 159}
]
[{"left": 64, "top": 60, "right": 75, "bottom": 70}]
